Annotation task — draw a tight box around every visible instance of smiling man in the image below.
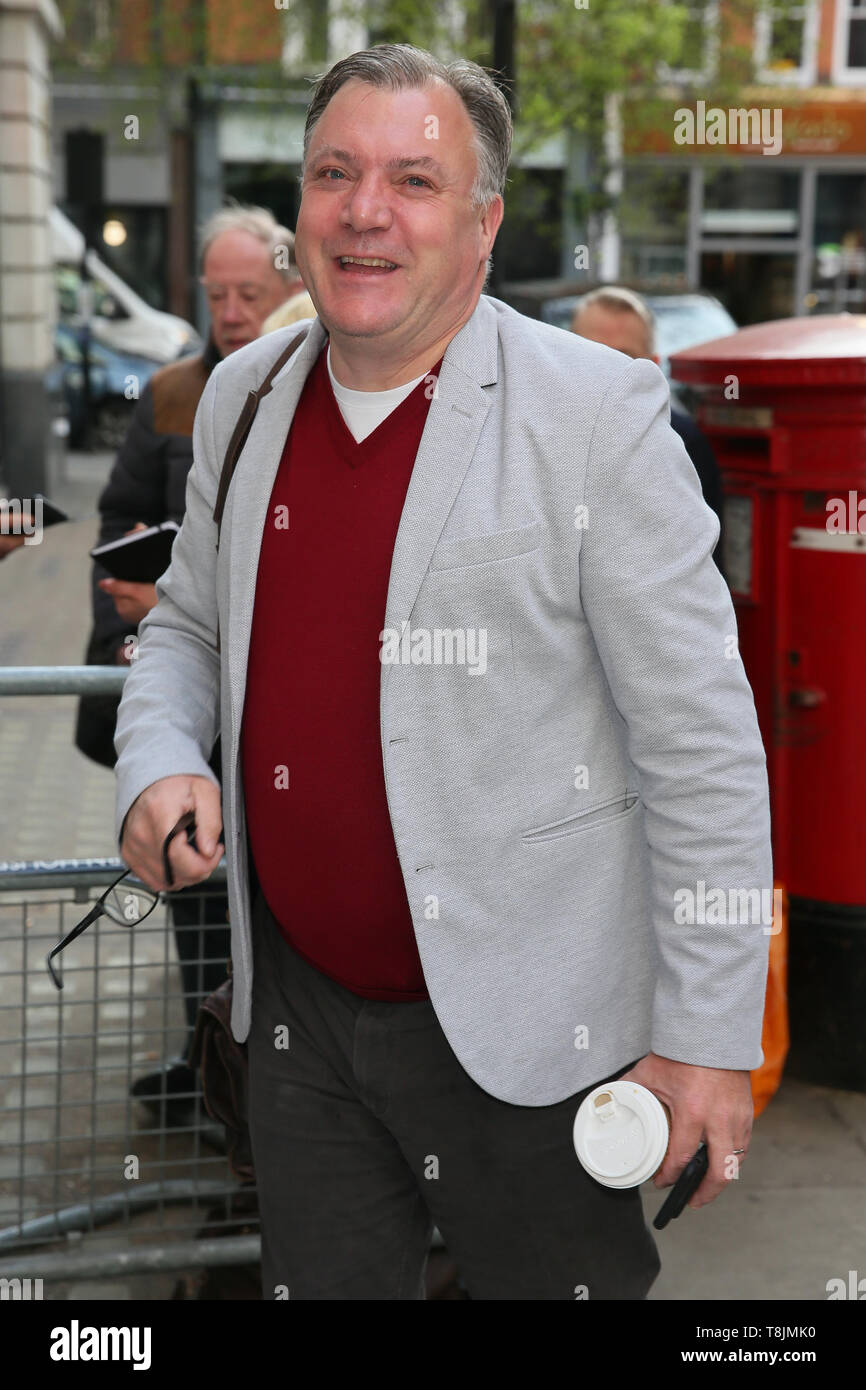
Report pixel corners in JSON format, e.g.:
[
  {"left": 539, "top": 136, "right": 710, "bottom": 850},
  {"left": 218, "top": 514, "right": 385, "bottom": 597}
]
[
  {"left": 293, "top": 79, "right": 498, "bottom": 379},
  {"left": 113, "top": 44, "right": 772, "bottom": 1301}
]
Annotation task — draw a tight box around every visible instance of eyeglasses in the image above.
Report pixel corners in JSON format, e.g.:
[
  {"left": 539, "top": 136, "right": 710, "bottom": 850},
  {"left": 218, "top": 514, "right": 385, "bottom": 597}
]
[
  {"left": 46, "top": 813, "right": 201, "bottom": 990},
  {"left": 46, "top": 870, "right": 159, "bottom": 990}
]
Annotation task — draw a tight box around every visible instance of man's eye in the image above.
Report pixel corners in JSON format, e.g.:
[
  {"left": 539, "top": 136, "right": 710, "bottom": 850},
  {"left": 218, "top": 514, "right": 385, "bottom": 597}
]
[
  {"left": 406, "top": 176, "right": 432, "bottom": 188},
  {"left": 320, "top": 167, "right": 346, "bottom": 180}
]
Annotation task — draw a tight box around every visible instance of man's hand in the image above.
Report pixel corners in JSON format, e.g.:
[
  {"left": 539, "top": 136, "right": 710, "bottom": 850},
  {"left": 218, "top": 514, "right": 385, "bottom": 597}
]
[
  {"left": 0, "top": 507, "right": 34, "bottom": 558},
  {"left": 0, "top": 532, "right": 27, "bottom": 559},
  {"left": 98, "top": 524, "right": 158, "bottom": 623},
  {"left": 617, "top": 1052, "right": 752, "bottom": 1209},
  {"left": 98, "top": 578, "right": 158, "bottom": 624},
  {"left": 120, "top": 774, "right": 223, "bottom": 893}
]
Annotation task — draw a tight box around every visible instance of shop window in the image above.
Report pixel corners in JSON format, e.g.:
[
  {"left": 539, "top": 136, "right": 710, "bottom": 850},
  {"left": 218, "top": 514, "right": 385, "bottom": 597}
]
[
  {"left": 619, "top": 165, "right": 689, "bottom": 287},
  {"left": 806, "top": 173, "right": 866, "bottom": 314},
  {"left": 495, "top": 168, "right": 562, "bottom": 282},
  {"left": 58, "top": 204, "right": 168, "bottom": 311},
  {"left": 223, "top": 165, "right": 300, "bottom": 238},
  {"left": 95, "top": 207, "right": 168, "bottom": 311},
  {"left": 700, "top": 250, "right": 795, "bottom": 324},
  {"left": 701, "top": 166, "right": 800, "bottom": 238}
]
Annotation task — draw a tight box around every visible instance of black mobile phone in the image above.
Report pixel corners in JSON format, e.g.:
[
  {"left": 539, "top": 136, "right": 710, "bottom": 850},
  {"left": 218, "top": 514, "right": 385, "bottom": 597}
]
[{"left": 652, "top": 1143, "right": 709, "bottom": 1230}]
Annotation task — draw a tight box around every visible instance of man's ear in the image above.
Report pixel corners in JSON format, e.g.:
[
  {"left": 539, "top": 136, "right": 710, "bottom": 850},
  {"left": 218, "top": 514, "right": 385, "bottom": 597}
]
[{"left": 480, "top": 194, "right": 505, "bottom": 256}]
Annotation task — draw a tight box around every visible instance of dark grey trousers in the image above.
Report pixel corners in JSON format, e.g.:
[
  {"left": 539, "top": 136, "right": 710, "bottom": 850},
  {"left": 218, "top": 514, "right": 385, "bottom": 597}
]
[{"left": 247, "top": 889, "right": 661, "bottom": 1300}]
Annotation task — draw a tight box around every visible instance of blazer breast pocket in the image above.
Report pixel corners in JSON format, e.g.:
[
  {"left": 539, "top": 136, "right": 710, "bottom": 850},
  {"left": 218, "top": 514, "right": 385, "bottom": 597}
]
[{"left": 429, "top": 521, "right": 541, "bottom": 572}]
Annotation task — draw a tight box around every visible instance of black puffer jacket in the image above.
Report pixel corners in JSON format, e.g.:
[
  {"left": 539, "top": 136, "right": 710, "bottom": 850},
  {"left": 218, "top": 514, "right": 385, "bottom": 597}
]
[{"left": 76, "top": 338, "right": 222, "bottom": 768}]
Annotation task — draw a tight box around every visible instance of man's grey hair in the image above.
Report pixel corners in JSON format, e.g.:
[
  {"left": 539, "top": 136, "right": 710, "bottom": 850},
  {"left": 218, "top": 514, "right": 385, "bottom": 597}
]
[
  {"left": 199, "top": 203, "right": 298, "bottom": 283},
  {"left": 574, "top": 286, "right": 657, "bottom": 357},
  {"left": 302, "top": 43, "right": 513, "bottom": 211}
]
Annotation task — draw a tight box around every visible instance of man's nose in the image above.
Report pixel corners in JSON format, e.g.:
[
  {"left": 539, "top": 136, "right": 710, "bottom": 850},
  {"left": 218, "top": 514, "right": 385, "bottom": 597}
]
[
  {"left": 340, "top": 174, "right": 394, "bottom": 232},
  {"left": 218, "top": 292, "right": 247, "bottom": 323}
]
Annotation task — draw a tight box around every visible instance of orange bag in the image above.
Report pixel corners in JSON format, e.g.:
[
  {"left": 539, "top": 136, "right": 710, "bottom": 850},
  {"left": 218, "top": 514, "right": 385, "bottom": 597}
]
[{"left": 750, "top": 881, "right": 789, "bottom": 1118}]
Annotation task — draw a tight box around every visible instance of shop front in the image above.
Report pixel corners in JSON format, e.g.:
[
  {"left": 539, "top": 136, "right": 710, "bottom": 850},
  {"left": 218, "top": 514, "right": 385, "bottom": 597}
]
[{"left": 621, "top": 98, "right": 866, "bottom": 323}]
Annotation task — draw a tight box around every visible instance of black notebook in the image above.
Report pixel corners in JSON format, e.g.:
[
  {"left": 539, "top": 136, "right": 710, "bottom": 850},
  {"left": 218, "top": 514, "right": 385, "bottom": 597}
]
[{"left": 90, "top": 522, "right": 180, "bottom": 583}]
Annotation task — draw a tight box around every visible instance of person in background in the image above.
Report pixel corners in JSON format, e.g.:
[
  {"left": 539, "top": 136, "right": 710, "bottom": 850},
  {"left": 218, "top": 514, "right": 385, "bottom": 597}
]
[
  {"left": 571, "top": 286, "right": 725, "bottom": 575},
  {"left": 76, "top": 203, "right": 299, "bottom": 1122}
]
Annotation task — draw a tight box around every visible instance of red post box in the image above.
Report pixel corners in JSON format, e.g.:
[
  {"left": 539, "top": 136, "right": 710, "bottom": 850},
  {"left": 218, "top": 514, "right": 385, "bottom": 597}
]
[{"left": 671, "top": 315, "right": 866, "bottom": 1091}]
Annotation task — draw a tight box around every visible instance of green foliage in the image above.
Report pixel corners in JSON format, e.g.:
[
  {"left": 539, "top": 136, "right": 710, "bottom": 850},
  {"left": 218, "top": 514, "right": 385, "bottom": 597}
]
[
  {"left": 53, "top": 0, "right": 769, "bottom": 171},
  {"left": 55, "top": 0, "right": 766, "bottom": 113},
  {"left": 323, "top": 0, "right": 764, "bottom": 169},
  {"left": 515, "top": 0, "right": 684, "bottom": 148}
]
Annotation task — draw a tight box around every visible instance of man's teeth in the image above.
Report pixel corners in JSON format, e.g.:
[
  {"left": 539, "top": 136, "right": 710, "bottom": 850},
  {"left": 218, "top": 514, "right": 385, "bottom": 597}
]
[{"left": 340, "top": 256, "right": 397, "bottom": 268}]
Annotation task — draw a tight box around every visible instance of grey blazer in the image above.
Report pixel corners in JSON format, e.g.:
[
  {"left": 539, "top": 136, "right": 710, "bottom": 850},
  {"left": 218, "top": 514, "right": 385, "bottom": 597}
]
[{"left": 113, "top": 293, "right": 772, "bottom": 1107}]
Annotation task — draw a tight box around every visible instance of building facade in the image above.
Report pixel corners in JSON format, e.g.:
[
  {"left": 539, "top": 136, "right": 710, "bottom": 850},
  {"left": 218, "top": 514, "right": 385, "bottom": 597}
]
[
  {"left": 618, "top": 0, "right": 866, "bottom": 323},
  {"left": 49, "top": 0, "right": 866, "bottom": 334}
]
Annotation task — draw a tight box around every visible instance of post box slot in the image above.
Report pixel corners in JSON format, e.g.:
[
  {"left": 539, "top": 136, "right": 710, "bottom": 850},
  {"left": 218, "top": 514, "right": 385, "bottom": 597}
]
[{"left": 714, "top": 436, "right": 772, "bottom": 465}]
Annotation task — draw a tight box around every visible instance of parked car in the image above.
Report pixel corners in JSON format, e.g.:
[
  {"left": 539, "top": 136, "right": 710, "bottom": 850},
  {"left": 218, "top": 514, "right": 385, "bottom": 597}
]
[
  {"left": 50, "top": 206, "right": 200, "bottom": 449},
  {"left": 499, "top": 279, "right": 737, "bottom": 406},
  {"left": 50, "top": 206, "right": 201, "bottom": 364},
  {"left": 54, "top": 324, "right": 160, "bottom": 450}
]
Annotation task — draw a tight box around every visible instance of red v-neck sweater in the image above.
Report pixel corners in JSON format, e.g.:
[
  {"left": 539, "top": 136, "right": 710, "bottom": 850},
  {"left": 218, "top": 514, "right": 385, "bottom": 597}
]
[{"left": 241, "top": 342, "right": 441, "bottom": 1000}]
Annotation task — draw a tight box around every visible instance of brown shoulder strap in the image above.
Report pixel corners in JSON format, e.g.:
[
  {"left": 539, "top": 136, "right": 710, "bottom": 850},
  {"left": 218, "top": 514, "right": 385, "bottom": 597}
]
[{"left": 212, "top": 327, "right": 311, "bottom": 544}]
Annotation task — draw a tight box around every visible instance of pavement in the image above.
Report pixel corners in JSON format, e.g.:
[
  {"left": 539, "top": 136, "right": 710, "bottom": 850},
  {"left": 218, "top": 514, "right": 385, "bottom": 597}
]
[
  {"left": 0, "top": 451, "right": 117, "bottom": 862},
  {"left": 0, "top": 448, "right": 864, "bottom": 1302}
]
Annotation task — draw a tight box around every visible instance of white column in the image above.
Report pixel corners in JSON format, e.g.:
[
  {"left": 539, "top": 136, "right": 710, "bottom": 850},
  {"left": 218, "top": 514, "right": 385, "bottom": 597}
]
[{"left": 0, "top": 0, "right": 63, "bottom": 495}]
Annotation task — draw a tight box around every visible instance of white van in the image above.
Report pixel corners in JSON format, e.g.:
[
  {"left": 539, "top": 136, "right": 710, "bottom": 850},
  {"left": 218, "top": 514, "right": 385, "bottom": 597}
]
[{"left": 50, "top": 206, "right": 201, "bottom": 364}]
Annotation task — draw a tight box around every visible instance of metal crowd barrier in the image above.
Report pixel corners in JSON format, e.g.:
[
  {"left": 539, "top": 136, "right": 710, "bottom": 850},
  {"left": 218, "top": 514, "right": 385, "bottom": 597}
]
[
  {"left": 0, "top": 666, "right": 260, "bottom": 1294},
  {"left": 0, "top": 860, "right": 259, "bottom": 1291},
  {"left": 0, "top": 666, "right": 446, "bottom": 1297}
]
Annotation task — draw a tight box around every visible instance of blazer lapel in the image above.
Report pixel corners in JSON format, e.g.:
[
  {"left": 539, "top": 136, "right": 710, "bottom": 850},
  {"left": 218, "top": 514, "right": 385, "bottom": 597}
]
[
  {"left": 381, "top": 295, "right": 499, "bottom": 701},
  {"left": 226, "top": 318, "right": 328, "bottom": 722}
]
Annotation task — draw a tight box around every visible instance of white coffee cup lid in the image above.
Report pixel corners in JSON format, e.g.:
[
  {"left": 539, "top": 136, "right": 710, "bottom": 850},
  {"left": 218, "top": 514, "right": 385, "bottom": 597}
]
[{"left": 573, "top": 1081, "right": 669, "bottom": 1188}]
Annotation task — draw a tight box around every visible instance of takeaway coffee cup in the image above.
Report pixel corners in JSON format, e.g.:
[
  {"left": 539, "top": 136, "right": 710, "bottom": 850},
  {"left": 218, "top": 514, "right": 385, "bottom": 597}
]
[{"left": 573, "top": 1081, "right": 671, "bottom": 1188}]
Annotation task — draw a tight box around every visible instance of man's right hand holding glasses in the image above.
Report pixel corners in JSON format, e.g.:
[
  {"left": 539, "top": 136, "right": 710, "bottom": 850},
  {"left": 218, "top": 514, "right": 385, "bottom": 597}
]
[
  {"left": 120, "top": 774, "right": 224, "bottom": 893},
  {"left": 48, "top": 776, "right": 225, "bottom": 989}
]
